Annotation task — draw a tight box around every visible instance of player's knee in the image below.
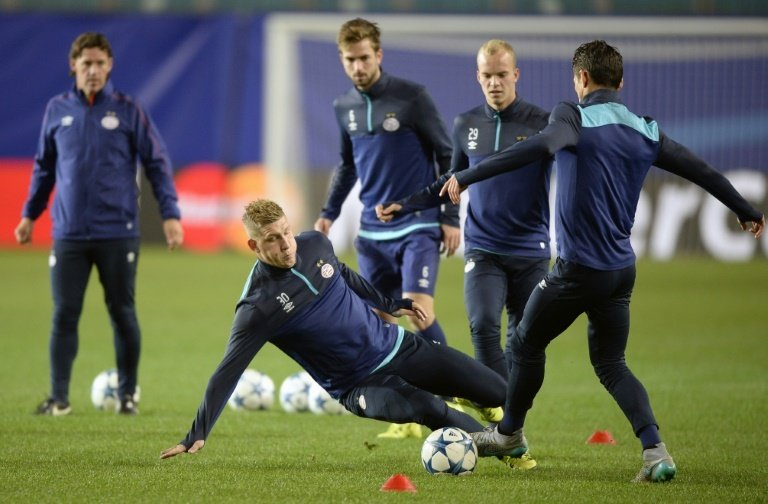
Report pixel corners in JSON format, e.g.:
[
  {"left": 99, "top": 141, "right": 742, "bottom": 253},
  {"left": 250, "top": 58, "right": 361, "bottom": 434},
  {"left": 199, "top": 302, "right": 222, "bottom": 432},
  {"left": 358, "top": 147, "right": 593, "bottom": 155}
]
[
  {"left": 469, "top": 326, "right": 503, "bottom": 348},
  {"left": 593, "top": 359, "right": 630, "bottom": 388},
  {"left": 509, "top": 336, "right": 545, "bottom": 365},
  {"left": 52, "top": 306, "right": 81, "bottom": 333},
  {"left": 107, "top": 304, "right": 138, "bottom": 328},
  {"left": 468, "top": 309, "right": 500, "bottom": 334}
]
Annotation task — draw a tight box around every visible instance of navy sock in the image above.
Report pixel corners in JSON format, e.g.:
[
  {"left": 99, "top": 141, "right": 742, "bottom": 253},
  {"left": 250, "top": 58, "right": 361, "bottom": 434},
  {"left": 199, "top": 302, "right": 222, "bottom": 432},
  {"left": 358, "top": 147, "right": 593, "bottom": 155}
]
[
  {"left": 638, "top": 424, "right": 662, "bottom": 450},
  {"left": 498, "top": 411, "right": 526, "bottom": 435},
  {"left": 418, "top": 320, "right": 447, "bottom": 346}
]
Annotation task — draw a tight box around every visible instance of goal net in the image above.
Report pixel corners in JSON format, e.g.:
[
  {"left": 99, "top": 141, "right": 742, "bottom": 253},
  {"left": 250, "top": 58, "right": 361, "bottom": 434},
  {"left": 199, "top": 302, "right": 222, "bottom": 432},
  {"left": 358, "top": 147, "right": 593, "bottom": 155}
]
[{"left": 263, "top": 14, "right": 768, "bottom": 259}]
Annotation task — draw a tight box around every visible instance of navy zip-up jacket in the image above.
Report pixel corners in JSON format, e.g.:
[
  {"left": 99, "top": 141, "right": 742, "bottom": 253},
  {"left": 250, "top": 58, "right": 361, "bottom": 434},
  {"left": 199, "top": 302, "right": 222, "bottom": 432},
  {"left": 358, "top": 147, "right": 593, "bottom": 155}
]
[
  {"left": 394, "top": 98, "right": 552, "bottom": 257},
  {"left": 455, "top": 89, "right": 763, "bottom": 270},
  {"left": 180, "top": 231, "right": 412, "bottom": 448},
  {"left": 321, "top": 71, "right": 459, "bottom": 238},
  {"left": 21, "top": 80, "right": 180, "bottom": 240}
]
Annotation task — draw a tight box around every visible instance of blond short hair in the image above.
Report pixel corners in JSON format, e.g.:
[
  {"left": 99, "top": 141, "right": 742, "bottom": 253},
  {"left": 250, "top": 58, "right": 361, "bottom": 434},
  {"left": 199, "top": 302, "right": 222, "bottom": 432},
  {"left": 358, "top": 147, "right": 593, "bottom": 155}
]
[
  {"left": 478, "top": 39, "right": 517, "bottom": 67},
  {"left": 242, "top": 199, "right": 285, "bottom": 239}
]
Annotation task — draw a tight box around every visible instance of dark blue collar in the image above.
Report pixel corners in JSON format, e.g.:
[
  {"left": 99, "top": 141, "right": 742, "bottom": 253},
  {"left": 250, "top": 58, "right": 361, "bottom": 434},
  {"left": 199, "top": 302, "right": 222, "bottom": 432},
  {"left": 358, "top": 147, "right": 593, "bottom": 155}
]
[
  {"left": 483, "top": 96, "right": 523, "bottom": 119},
  {"left": 357, "top": 70, "right": 390, "bottom": 99},
  {"left": 72, "top": 79, "right": 115, "bottom": 105},
  {"left": 579, "top": 88, "right": 622, "bottom": 106},
  {"left": 255, "top": 254, "right": 301, "bottom": 278}
]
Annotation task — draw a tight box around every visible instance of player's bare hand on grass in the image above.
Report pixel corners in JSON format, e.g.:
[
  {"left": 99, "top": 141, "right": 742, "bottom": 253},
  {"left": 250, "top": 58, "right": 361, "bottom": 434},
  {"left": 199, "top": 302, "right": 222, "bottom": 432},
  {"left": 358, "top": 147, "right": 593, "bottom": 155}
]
[
  {"left": 375, "top": 202, "right": 401, "bottom": 222},
  {"left": 439, "top": 175, "right": 466, "bottom": 204},
  {"left": 739, "top": 215, "right": 765, "bottom": 239},
  {"left": 393, "top": 300, "right": 427, "bottom": 322},
  {"left": 160, "top": 440, "right": 204, "bottom": 459}
]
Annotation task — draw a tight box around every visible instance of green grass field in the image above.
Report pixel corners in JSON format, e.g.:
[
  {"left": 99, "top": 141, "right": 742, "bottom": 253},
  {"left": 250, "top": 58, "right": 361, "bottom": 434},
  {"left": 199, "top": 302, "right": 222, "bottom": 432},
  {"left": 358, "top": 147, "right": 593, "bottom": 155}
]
[{"left": 1, "top": 247, "right": 766, "bottom": 502}]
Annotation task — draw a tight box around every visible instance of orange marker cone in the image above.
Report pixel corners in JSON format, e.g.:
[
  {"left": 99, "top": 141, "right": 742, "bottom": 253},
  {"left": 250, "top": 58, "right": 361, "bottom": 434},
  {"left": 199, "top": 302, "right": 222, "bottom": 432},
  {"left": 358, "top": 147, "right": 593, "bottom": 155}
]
[
  {"left": 586, "top": 430, "right": 616, "bottom": 444},
  {"left": 380, "top": 473, "right": 417, "bottom": 493}
]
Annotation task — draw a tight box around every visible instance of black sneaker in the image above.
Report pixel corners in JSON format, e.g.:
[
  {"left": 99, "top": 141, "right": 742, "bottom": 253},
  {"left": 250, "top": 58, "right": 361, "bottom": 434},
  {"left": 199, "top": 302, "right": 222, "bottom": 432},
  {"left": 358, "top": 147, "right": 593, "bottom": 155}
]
[
  {"left": 35, "top": 397, "right": 72, "bottom": 416},
  {"left": 117, "top": 394, "right": 139, "bottom": 415}
]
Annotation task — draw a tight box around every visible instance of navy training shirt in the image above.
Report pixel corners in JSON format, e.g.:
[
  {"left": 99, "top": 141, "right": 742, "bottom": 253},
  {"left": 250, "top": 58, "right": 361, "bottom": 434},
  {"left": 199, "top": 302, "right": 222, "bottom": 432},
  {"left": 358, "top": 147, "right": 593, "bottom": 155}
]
[
  {"left": 457, "top": 99, "right": 551, "bottom": 256},
  {"left": 321, "top": 72, "right": 459, "bottom": 238},
  {"left": 22, "top": 80, "right": 180, "bottom": 240},
  {"left": 455, "top": 89, "right": 762, "bottom": 270},
  {"left": 394, "top": 98, "right": 552, "bottom": 257},
  {"left": 179, "top": 231, "right": 410, "bottom": 448}
]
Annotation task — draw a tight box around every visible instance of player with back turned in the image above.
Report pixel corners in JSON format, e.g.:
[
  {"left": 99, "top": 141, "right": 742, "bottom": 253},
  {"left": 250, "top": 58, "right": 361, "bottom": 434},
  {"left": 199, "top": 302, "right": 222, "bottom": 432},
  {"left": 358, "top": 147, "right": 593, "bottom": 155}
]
[{"left": 441, "top": 39, "right": 765, "bottom": 483}]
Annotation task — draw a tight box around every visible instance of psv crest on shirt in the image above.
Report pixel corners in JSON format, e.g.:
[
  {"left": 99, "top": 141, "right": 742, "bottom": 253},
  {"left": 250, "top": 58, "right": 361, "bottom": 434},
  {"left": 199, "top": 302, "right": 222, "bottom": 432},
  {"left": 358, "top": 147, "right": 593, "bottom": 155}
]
[
  {"left": 101, "top": 111, "right": 119, "bottom": 130},
  {"left": 382, "top": 113, "right": 400, "bottom": 132}
]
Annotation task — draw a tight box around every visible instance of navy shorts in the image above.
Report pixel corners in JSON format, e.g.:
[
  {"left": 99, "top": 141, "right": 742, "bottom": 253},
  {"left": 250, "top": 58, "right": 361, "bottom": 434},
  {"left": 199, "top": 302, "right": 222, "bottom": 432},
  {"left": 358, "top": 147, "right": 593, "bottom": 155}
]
[{"left": 354, "top": 227, "right": 441, "bottom": 298}]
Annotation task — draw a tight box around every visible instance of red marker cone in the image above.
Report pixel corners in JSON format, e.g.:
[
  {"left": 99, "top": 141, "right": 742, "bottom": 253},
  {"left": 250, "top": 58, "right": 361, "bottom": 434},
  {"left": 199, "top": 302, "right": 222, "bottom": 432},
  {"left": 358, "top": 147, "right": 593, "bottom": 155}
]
[
  {"left": 380, "top": 473, "right": 417, "bottom": 493},
  {"left": 586, "top": 430, "right": 616, "bottom": 444}
]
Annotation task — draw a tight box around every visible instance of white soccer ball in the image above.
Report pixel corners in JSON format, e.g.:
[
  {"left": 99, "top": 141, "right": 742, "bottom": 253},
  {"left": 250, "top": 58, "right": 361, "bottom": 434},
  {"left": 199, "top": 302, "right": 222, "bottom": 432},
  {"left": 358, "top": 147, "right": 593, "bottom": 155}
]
[
  {"left": 227, "top": 369, "right": 275, "bottom": 411},
  {"left": 421, "top": 427, "right": 478, "bottom": 475},
  {"left": 91, "top": 369, "right": 141, "bottom": 411},
  {"left": 278, "top": 371, "right": 315, "bottom": 413},
  {"left": 307, "top": 381, "right": 348, "bottom": 415}
]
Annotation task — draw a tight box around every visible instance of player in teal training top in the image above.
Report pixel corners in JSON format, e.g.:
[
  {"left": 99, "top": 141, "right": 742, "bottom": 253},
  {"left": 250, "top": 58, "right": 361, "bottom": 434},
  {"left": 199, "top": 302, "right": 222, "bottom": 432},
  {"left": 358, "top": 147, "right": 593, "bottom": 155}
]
[{"left": 442, "top": 40, "right": 765, "bottom": 483}]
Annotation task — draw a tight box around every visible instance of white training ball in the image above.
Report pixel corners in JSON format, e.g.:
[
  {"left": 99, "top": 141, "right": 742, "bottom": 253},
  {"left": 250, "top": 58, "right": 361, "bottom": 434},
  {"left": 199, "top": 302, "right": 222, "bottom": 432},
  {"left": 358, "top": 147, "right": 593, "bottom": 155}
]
[
  {"left": 90, "top": 368, "right": 140, "bottom": 411},
  {"left": 278, "top": 371, "right": 315, "bottom": 413},
  {"left": 227, "top": 369, "right": 275, "bottom": 411},
  {"left": 421, "top": 427, "right": 478, "bottom": 476},
  {"left": 307, "top": 381, "right": 349, "bottom": 415}
]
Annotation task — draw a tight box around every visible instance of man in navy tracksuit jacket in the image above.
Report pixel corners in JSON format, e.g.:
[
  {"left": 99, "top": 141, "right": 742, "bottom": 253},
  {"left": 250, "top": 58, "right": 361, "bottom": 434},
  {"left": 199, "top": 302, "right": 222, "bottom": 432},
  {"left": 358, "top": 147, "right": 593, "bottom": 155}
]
[
  {"left": 378, "top": 40, "right": 552, "bottom": 381},
  {"left": 442, "top": 40, "right": 765, "bottom": 483},
  {"left": 160, "top": 199, "right": 506, "bottom": 460},
  {"left": 314, "top": 19, "right": 459, "bottom": 361},
  {"left": 15, "top": 33, "right": 183, "bottom": 416}
]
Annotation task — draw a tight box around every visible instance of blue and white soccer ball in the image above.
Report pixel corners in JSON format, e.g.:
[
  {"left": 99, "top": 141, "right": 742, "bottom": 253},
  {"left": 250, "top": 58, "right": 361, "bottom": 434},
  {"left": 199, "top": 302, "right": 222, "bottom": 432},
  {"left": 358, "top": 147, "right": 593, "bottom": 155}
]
[
  {"left": 278, "top": 371, "right": 315, "bottom": 413},
  {"left": 421, "top": 427, "right": 478, "bottom": 475},
  {"left": 90, "top": 368, "right": 141, "bottom": 411},
  {"left": 307, "top": 381, "right": 349, "bottom": 415},
  {"left": 227, "top": 369, "right": 275, "bottom": 411}
]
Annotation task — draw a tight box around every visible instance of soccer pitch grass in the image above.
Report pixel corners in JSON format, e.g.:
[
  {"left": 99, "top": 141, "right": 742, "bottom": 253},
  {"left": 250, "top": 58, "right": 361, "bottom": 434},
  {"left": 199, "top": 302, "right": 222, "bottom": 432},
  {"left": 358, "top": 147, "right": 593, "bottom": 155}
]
[{"left": 1, "top": 247, "right": 766, "bottom": 503}]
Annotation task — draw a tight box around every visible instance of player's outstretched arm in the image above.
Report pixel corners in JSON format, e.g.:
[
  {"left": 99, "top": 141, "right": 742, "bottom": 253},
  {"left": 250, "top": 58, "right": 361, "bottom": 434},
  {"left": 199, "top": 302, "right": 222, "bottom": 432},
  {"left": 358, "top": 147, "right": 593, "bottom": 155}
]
[{"left": 160, "top": 440, "right": 205, "bottom": 459}]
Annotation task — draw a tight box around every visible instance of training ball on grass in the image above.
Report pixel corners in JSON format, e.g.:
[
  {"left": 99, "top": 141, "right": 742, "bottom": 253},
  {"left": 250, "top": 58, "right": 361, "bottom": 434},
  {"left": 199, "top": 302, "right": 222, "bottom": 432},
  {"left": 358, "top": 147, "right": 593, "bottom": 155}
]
[
  {"left": 307, "top": 381, "right": 349, "bottom": 415},
  {"left": 279, "top": 371, "right": 315, "bottom": 413},
  {"left": 227, "top": 369, "right": 275, "bottom": 411},
  {"left": 91, "top": 369, "right": 141, "bottom": 411},
  {"left": 421, "top": 427, "right": 478, "bottom": 475}
]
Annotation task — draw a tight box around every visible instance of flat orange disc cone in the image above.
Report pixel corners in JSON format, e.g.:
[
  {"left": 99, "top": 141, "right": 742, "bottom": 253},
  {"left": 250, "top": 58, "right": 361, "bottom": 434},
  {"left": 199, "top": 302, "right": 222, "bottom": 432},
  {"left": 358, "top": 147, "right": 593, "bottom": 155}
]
[
  {"left": 586, "top": 430, "right": 616, "bottom": 444},
  {"left": 380, "top": 473, "right": 417, "bottom": 492}
]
